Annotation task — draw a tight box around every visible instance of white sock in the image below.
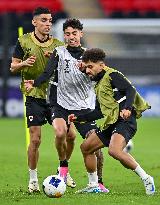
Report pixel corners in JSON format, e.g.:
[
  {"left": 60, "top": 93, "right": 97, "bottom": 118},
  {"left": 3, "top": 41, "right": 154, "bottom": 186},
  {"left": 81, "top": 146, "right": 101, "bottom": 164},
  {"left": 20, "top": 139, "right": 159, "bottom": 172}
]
[
  {"left": 88, "top": 171, "right": 98, "bottom": 186},
  {"left": 134, "top": 165, "right": 148, "bottom": 180},
  {"left": 29, "top": 168, "right": 38, "bottom": 182}
]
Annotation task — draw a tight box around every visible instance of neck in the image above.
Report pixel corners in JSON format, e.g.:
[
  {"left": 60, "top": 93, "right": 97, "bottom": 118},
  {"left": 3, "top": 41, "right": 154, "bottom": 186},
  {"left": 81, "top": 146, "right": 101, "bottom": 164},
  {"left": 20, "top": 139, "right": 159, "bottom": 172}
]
[
  {"left": 34, "top": 31, "right": 49, "bottom": 42},
  {"left": 67, "top": 43, "right": 81, "bottom": 47},
  {"left": 67, "top": 45, "right": 81, "bottom": 49},
  {"left": 92, "top": 69, "right": 106, "bottom": 82}
]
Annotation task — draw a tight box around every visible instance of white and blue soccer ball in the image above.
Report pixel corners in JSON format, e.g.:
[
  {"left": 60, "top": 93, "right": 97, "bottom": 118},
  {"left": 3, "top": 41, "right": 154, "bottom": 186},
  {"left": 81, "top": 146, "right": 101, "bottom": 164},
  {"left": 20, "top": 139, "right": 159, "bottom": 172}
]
[
  {"left": 42, "top": 175, "right": 66, "bottom": 198},
  {"left": 124, "top": 140, "right": 134, "bottom": 153}
]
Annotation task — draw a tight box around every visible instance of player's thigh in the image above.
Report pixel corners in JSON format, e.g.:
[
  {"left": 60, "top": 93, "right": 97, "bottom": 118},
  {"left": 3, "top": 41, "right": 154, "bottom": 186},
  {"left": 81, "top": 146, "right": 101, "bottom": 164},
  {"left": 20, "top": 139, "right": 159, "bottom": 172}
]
[
  {"left": 109, "top": 133, "right": 126, "bottom": 152},
  {"left": 51, "top": 105, "right": 69, "bottom": 135},
  {"left": 52, "top": 118, "right": 68, "bottom": 134}
]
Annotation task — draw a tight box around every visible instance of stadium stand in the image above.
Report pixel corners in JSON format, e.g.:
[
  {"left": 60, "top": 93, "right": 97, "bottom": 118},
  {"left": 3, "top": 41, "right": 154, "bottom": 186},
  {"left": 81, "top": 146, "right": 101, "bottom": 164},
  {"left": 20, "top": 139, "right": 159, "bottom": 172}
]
[
  {"left": 0, "top": 0, "right": 63, "bottom": 13},
  {"left": 98, "top": 0, "right": 160, "bottom": 18}
]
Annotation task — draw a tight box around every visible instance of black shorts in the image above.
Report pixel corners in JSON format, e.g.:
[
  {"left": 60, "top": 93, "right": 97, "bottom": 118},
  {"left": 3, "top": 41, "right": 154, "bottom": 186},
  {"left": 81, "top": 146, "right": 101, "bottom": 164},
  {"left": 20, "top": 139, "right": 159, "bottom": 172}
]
[
  {"left": 96, "top": 112, "right": 137, "bottom": 147},
  {"left": 25, "top": 96, "right": 52, "bottom": 128},
  {"left": 51, "top": 103, "right": 98, "bottom": 139}
]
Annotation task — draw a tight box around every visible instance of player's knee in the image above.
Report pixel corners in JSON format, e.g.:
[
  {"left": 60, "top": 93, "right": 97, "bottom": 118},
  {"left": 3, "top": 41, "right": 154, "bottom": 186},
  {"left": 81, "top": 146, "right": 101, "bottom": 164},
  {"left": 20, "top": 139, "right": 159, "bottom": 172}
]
[
  {"left": 80, "top": 143, "right": 90, "bottom": 155},
  {"left": 54, "top": 127, "right": 67, "bottom": 140},
  {"left": 66, "top": 132, "right": 76, "bottom": 143},
  {"left": 29, "top": 127, "right": 41, "bottom": 148},
  {"left": 30, "top": 138, "right": 41, "bottom": 149},
  {"left": 108, "top": 147, "right": 121, "bottom": 160}
]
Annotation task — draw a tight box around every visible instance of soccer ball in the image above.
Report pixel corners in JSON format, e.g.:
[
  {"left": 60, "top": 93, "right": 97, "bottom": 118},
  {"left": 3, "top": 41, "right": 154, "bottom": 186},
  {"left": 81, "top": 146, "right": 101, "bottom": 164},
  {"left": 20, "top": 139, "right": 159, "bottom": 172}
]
[
  {"left": 42, "top": 175, "right": 66, "bottom": 198},
  {"left": 123, "top": 140, "right": 134, "bottom": 153}
]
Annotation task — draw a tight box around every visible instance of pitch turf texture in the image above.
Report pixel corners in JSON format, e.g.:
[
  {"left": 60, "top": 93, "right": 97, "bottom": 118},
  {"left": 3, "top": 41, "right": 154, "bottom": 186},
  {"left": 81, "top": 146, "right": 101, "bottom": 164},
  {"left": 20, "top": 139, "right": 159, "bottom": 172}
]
[{"left": 0, "top": 118, "right": 160, "bottom": 205}]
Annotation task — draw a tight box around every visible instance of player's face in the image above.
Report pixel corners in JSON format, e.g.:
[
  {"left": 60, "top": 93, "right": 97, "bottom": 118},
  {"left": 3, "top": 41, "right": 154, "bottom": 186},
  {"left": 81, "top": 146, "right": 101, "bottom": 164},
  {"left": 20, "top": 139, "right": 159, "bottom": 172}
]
[
  {"left": 64, "top": 27, "right": 83, "bottom": 47},
  {"left": 32, "top": 14, "right": 52, "bottom": 36},
  {"left": 84, "top": 61, "right": 105, "bottom": 78}
]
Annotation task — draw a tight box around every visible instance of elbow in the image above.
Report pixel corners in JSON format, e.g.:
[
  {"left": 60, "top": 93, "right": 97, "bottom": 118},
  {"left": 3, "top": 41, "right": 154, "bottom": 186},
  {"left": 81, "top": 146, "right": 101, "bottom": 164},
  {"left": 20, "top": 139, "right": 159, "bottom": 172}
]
[
  {"left": 10, "top": 64, "right": 19, "bottom": 73},
  {"left": 10, "top": 67, "right": 17, "bottom": 73},
  {"left": 10, "top": 67, "right": 15, "bottom": 73}
]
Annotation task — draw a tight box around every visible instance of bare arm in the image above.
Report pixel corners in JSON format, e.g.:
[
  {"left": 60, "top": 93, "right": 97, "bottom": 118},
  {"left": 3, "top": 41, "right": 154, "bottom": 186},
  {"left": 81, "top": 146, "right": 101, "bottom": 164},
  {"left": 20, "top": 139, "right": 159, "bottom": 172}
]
[
  {"left": 10, "top": 56, "right": 36, "bottom": 73},
  {"left": 24, "top": 50, "right": 58, "bottom": 92}
]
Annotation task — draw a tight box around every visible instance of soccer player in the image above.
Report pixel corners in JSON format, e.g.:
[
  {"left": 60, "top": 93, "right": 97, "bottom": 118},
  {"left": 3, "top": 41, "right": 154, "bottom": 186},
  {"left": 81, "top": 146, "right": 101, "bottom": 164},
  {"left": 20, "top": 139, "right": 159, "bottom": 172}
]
[
  {"left": 10, "top": 7, "right": 76, "bottom": 193},
  {"left": 24, "top": 19, "right": 109, "bottom": 193},
  {"left": 68, "top": 48, "right": 155, "bottom": 195}
]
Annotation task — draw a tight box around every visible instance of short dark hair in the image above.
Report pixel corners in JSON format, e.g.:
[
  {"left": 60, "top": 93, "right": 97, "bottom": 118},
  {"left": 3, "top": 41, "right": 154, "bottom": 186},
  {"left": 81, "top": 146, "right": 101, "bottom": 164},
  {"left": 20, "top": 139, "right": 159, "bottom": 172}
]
[
  {"left": 63, "top": 18, "right": 83, "bottom": 31},
  {"left": 82, "top": 48, "right": 106, "bottom": 63},
  {"left": 33, "top": 7, "right": 51, "bottom": 17}
]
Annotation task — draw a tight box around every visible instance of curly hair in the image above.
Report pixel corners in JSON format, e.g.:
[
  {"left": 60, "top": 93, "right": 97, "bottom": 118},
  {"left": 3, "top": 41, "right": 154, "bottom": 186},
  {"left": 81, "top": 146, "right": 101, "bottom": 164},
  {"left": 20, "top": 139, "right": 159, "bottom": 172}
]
[
  {"left": 63, "top": 18, "right": 83, "bottom": 31},
  {"left": 33, "top": 7, "right": 51, "bottom": 17},
  {"left": 82, "top": 48, "right": 106, "bottom": 63}
]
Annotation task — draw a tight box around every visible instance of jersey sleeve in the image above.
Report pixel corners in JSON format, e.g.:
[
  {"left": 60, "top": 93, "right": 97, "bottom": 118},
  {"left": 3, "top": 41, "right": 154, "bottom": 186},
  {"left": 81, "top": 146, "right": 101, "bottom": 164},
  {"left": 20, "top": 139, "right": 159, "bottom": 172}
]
[
  {"left": 12, "top": 40, "right": 24, "bottom": 60},
  {"left": 34, "top": 50, "right": 59, "bottom": 87},
  {"left": 110, "top": 72, "right": 136, "bottom": 110},
  {"left": 76, "top": 100, "right": 103, "bottom": 122}
]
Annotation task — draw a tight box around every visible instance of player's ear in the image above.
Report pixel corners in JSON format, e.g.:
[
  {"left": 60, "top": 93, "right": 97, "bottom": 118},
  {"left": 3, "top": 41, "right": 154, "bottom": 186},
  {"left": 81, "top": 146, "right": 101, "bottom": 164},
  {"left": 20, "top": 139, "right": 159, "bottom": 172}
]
[
  {"left": 32, "top": 18, "right": 36, "bottom": 27},
  {"left": 80, "top": 31, "right": 83, "bottom": 38},
  {"left": 100, "top": 61, "right": 105, "bottom": 69}
]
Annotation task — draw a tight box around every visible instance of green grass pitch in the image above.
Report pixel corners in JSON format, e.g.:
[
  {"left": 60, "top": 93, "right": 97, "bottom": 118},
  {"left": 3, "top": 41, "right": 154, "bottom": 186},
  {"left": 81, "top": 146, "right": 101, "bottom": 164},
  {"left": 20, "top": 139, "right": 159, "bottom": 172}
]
[{"left": 0, "top": 118, "right": 160, "bottom": 205}]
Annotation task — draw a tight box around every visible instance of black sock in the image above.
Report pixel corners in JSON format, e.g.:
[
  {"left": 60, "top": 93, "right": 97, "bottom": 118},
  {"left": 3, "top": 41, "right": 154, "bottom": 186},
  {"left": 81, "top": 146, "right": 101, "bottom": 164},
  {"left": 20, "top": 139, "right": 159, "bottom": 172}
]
[{"left": 60, "top": 159, "right": 68, "bottom": 167}]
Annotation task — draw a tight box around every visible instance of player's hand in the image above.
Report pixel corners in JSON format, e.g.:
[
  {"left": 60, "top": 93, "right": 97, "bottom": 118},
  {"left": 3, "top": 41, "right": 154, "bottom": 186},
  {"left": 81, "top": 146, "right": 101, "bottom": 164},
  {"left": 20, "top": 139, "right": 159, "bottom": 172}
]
[
  {"left": 68, "top": 114, "right": 77, "bottom": 124},
  {"left": 76, "top": 61, "right": 86, "bottom": 71},
  {"left": 120, "top": 109, "right": 131, "bottom": 120},
  {"left": 22, "top": 56, "right": 36, "bottom": 67},
  {"left": 24, "top": 80, "right": 34, "bottom": 92},
  {"left": 44, "top": 51, "right": 53, "bottom": 58}
]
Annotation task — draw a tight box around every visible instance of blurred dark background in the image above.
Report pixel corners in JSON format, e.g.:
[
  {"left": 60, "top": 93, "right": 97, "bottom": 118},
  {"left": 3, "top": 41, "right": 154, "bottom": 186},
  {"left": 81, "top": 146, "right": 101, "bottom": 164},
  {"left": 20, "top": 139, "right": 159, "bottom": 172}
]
[{"left": 0, "top": 0, "right": 160, "bottom": 117}]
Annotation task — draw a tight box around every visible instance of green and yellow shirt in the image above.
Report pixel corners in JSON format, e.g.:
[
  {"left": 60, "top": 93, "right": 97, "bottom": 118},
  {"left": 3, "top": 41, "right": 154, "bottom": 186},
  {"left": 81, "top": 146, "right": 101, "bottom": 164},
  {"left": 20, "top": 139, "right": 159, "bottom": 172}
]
[{"left": 18, "top": 32, "right": 64, "bottom": 99}]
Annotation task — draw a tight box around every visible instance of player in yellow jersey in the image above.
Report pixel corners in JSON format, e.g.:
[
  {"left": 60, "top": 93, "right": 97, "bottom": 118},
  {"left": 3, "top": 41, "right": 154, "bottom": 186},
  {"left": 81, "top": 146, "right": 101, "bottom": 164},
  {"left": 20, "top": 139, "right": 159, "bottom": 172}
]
[
  {"left": 69, "top": 48, "right": 155, "bottom": 195},
  {"left": 10, "top": 7, "right": 76, "bottom": 193}
]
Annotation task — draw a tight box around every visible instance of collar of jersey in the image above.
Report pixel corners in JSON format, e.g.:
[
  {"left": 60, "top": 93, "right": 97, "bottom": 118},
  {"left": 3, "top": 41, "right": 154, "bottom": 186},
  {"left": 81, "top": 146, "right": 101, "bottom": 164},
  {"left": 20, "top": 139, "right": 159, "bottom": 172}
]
[{"left": 30, "top": 32, "right": 54, "bottom": 47}]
